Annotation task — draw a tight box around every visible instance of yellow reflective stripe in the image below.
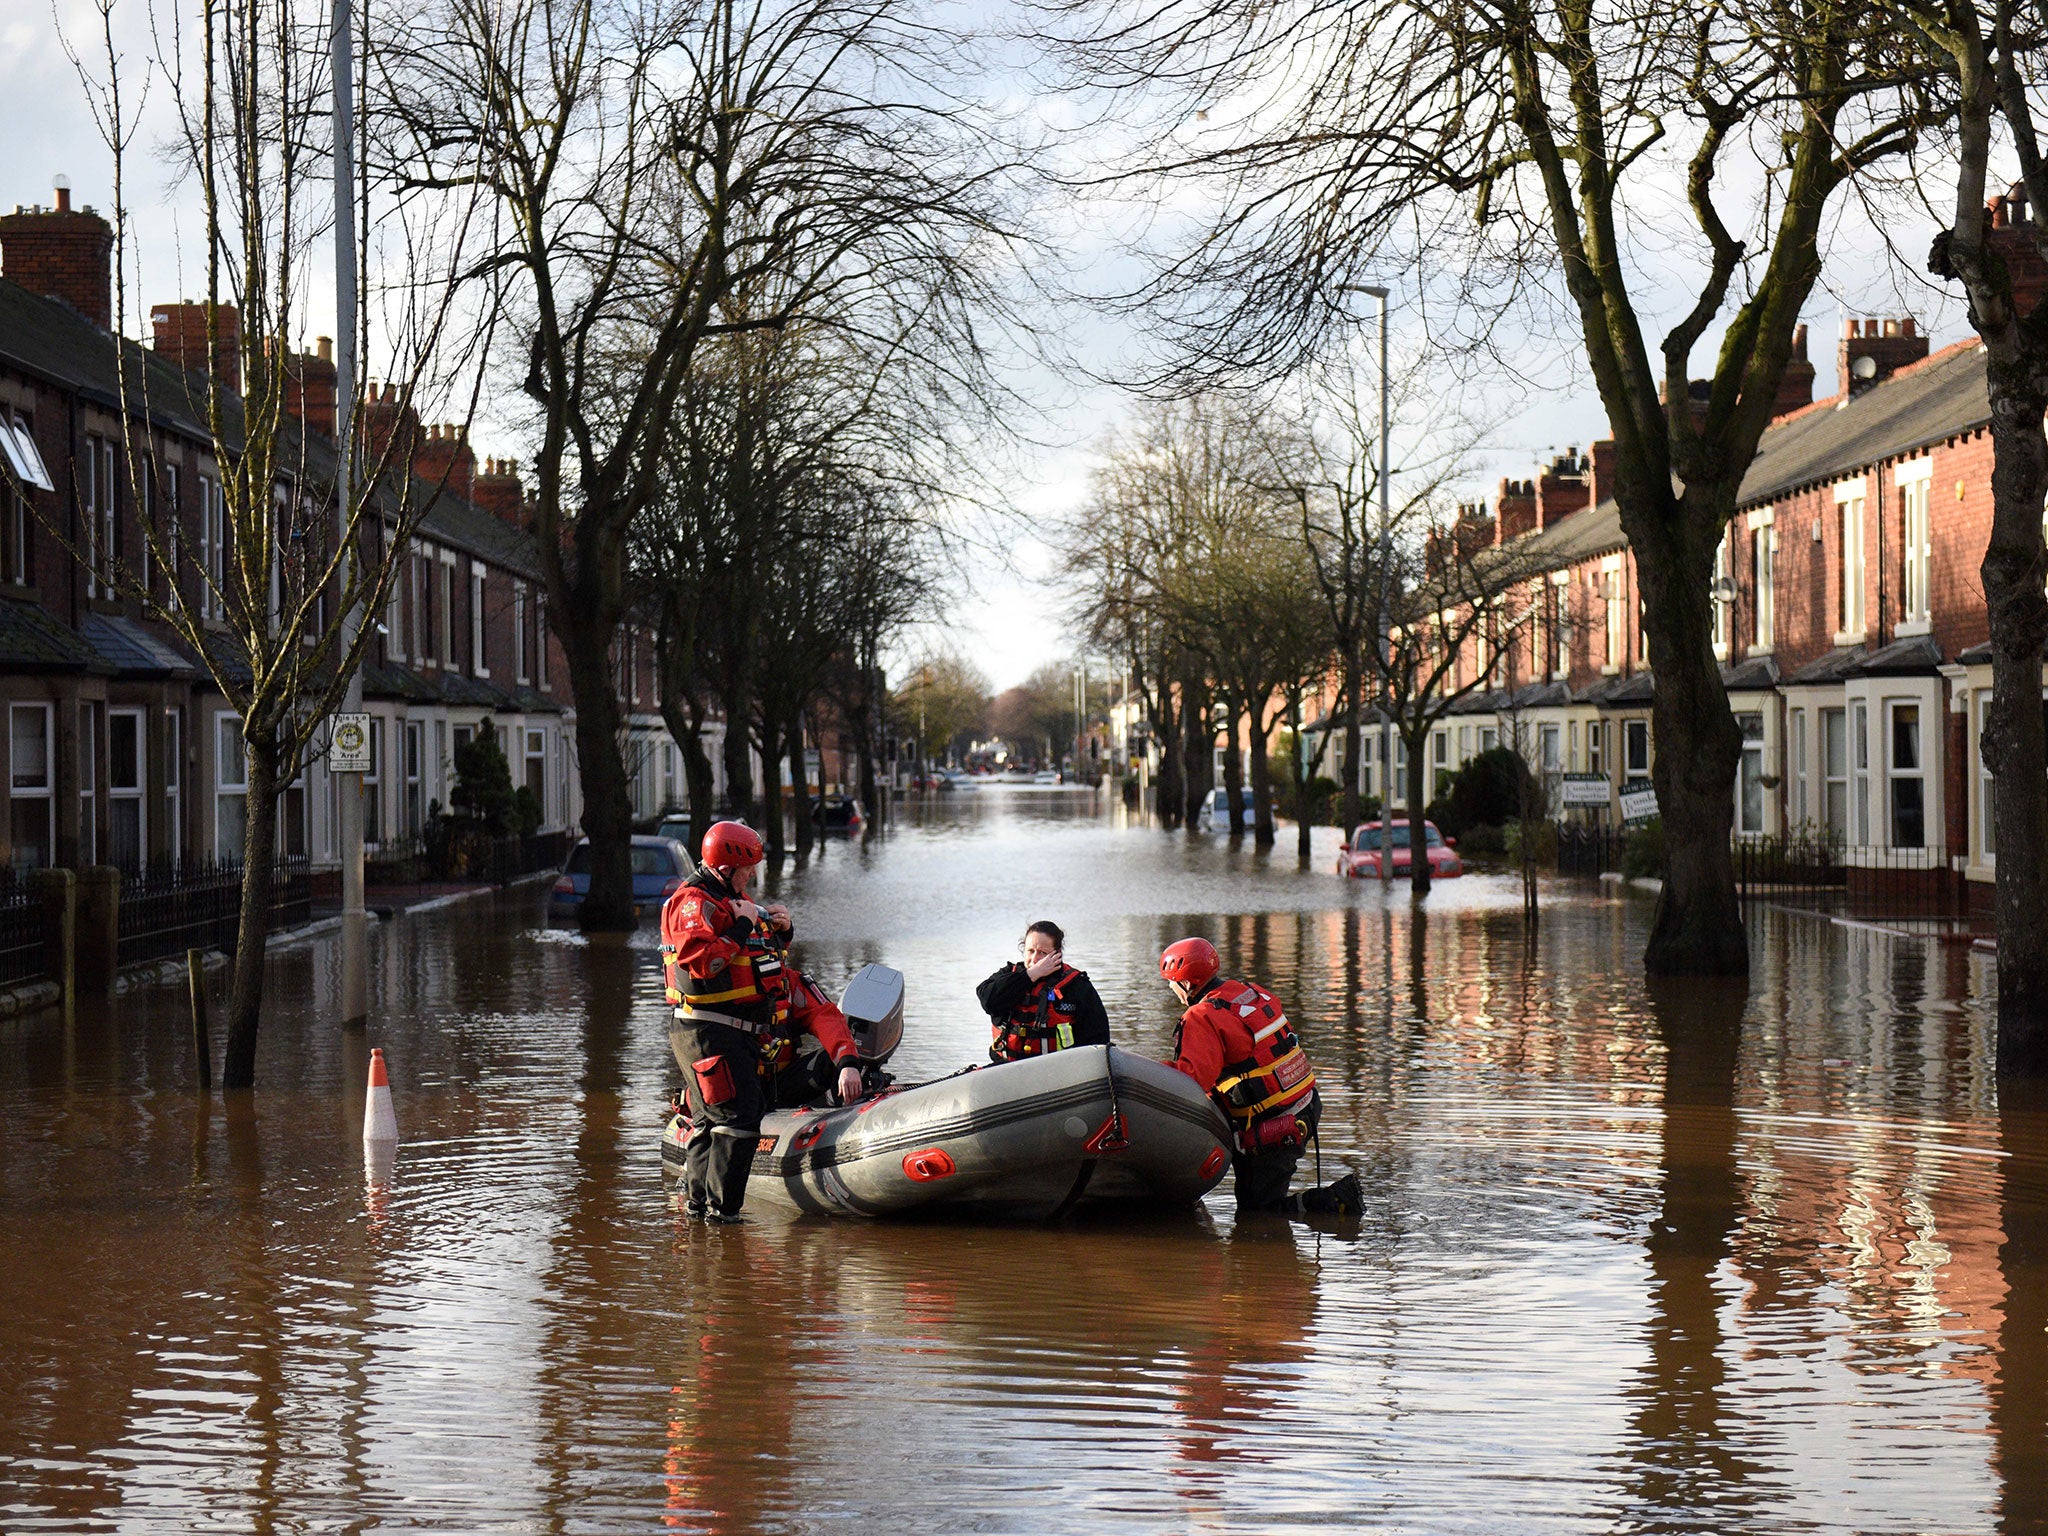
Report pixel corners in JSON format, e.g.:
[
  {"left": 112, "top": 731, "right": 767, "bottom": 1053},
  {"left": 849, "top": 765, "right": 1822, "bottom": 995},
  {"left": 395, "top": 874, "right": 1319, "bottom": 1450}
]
[
  {"left": 1055, "top": 1023, "right": 1074, "bottom": 1050},
  {"left": 688, "top": 982, "right": 758, "bottom": 1005}
]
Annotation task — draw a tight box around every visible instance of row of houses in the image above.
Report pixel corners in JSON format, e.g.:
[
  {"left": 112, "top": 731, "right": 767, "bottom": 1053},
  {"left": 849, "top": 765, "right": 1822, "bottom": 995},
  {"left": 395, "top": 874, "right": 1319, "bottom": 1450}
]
[
  {"left": 0, "top": 180, "right": 737, "bottom": 879},
  {"left": 1282, "top": 195, "right": 2048, "bottom": 905}
]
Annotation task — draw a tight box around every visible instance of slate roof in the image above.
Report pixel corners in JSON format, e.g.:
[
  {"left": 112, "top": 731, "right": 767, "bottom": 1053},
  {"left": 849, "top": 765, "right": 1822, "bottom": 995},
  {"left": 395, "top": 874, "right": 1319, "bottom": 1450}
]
[
  {"left": 361, "top": 660, "right": 441, "bottom": 704},
  {"left": 1585, "top": 670, "right": 1655, "bottom": 706},
  {"left": 1786, "top": 645, "right": 1867, "bottom": 684},
  {"left": 0, "top": 595, "right": 107, "bottom": 673},
  {"left": 78, "top": 613, "right": 195, "bottom": 677},
  {"left": 1722, "top": 655, "right": 1782, "bottom": 692},
  {"left": 1958, "top": 641, "right": 1993, "bottom": 665},
  {"left": 1738, "top": 342, "right": 1989, "bottom": 505},
  {"left": 439, "top": 672, "right": 512, "bottom": 708},
  {"left": 1855, "top": 633, "right": 1945, "bottom": 675}
]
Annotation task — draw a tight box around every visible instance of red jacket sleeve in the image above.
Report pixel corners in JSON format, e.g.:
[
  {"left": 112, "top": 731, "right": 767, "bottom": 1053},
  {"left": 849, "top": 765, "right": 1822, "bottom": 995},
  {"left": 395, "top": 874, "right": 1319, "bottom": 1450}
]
[
  {"left": 1169, "top": 1006, "right": 1227, "bottom": 1095},
  {"left": 787, "top": 969, "right": 860, "bottom": 1065},
  {"left": 661, "top": 886, "right": 756, "bottom": 977}
]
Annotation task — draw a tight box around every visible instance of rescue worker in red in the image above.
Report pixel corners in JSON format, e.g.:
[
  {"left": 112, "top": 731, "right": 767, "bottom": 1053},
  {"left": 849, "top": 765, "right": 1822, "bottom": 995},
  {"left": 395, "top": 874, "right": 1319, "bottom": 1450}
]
[
  {"left": 976, "top": 920, "right": 1111, "bottom": 1063},
  {"left": 1159, "top": 937, "right": 1362, "bottom": 1217},
  {"left": 662, "top": 820, "right": 864, "bottom": 1223}
]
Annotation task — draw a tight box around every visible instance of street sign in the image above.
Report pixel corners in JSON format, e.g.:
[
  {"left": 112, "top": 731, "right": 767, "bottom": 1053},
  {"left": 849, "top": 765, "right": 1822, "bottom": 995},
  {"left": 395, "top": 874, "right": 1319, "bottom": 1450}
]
[
  {"left": 1560, "top": 773, "right": 1611, "bottom": 807},
  {"left": 328, "top": 712, "right": 373, "bottom": 773},
  {"left": 1620, "top": 783, "right": 1659, "bottom": 824}
]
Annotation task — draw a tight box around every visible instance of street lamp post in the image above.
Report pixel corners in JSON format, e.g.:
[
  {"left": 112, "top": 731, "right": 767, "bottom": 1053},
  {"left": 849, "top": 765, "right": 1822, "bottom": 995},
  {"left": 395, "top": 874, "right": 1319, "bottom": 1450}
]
[
  {"left": 1342, "top": 283, "right": 1395, "bottom": 886},
  {"left": 333, "top": 0, "right": 369, "bottom": 1016}
]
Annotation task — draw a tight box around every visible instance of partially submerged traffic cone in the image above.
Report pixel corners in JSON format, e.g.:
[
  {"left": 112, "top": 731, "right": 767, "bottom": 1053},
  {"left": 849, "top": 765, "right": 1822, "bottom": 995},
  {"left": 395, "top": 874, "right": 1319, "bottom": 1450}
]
[{"left": 363, "top": 1047, "right": 398, "bottom": 1147}]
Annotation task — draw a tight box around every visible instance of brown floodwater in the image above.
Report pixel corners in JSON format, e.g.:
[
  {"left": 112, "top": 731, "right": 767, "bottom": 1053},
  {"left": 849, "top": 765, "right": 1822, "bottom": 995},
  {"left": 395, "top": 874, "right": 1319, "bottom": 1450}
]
[{"left": 3, "top": 790, "right": 2045, "bottom": 1533}]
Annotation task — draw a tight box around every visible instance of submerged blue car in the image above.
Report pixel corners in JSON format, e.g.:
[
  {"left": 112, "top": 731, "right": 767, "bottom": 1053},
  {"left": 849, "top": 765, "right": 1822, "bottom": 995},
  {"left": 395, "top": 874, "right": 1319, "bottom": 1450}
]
[{"left": 548, "top": 835, "right": 693, "bottom": 921}]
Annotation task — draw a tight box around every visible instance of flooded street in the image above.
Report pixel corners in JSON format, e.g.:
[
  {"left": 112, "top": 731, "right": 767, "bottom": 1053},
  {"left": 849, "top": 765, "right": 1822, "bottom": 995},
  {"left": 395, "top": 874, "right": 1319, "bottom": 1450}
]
[{"left": 4, "top": 791, "right": 2044, "bottom": 1533}]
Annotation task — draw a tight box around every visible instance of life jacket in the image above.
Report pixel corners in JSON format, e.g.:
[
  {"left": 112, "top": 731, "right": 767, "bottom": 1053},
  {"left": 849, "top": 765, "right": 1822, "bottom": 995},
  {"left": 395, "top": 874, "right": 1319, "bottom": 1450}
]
[
  {"left": 662, "top": 871, "right": 789, "bottom": 1038},
  {"left": 992, "top": 965, "right": 1084, "bottom": 1061},
  {"left": 1180, "top": 980, "right": 1315, "bottom": 1131}
]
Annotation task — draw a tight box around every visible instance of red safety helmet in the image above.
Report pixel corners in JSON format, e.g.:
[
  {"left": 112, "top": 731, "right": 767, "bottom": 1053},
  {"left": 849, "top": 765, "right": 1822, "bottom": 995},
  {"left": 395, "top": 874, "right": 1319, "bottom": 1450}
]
[
  {"left": 1159, "top": 937, "right": 1220, "bottom": 991},
  {"left": 700, "top": 820, "right": 765, "bottom": 870}
]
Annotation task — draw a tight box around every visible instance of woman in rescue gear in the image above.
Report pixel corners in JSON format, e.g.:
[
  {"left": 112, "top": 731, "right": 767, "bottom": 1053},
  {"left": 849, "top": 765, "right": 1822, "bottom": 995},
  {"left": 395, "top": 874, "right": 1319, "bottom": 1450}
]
[
  {"left": 976, "top": 920, "right": 1111, "bottom": 1063},
  {"left": 1158, "top": 937, "right": 1361, "bottom": 1217},
  {"left": 662, "top": 819, "right": 864, "bottom": 1223}
]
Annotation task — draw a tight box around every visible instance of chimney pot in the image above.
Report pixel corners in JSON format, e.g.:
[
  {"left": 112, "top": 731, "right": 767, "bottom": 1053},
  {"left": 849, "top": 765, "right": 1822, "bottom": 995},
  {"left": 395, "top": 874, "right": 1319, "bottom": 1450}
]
[
  {"left": 316, "top": 335, "right": 332, "bottom": 362},
  {"left": 1882, "top": 318, "right": 1901, "bottom": 338}
]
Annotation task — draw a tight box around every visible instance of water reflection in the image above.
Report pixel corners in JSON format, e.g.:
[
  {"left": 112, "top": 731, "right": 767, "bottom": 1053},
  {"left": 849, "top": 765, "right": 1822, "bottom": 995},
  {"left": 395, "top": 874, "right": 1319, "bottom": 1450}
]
[{"left": 0, "top": 792, "right": 2035, "bottom": 1531}]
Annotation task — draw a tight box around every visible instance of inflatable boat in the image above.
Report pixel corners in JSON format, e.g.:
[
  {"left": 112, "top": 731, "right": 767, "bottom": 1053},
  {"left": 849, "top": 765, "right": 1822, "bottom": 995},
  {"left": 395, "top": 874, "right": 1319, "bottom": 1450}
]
[{"left": 661, "top": 964, "right": 1233, "bottom": 1219}]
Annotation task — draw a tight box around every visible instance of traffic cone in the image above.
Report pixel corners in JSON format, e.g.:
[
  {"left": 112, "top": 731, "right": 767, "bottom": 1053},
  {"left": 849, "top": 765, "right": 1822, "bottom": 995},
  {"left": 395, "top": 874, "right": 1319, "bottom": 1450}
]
[{"left": 363, "top": 1047, "right": 398, "bottom": 1146}]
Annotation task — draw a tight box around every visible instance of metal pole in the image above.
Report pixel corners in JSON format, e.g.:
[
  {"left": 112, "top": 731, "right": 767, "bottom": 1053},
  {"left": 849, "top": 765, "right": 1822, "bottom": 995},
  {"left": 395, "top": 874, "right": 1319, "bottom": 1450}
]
[
  {"left": 1374, "top": 288, "right": 1394, "bottom": 887},
  {"left": 334, "top": 0, "right": 367, "bottom": 1026}
]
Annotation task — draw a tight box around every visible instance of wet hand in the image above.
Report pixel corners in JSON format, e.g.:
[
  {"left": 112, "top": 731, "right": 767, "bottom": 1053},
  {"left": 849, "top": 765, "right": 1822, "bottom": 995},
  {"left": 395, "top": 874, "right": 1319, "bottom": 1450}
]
[
  {"left": 1025, "top": 950, "right": 1065, "bottom": 982},
  {"left": 765, "top": 903, "right": 793, "bottom": 933},
  {"left": 836, "top": 1065, "right": 864, "bottom": 1104}
]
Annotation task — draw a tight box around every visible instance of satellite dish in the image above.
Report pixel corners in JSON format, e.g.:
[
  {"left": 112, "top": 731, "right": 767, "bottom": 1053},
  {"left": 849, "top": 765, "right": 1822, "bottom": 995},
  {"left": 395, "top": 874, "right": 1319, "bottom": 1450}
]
[{"left": 1852, "top": 355, "right": 1878, "bottom": 380}]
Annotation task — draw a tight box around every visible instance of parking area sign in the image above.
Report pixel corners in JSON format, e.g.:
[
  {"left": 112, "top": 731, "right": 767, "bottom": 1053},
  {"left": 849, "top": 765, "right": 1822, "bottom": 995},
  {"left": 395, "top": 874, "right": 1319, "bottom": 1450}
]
[{"left": 328, "top": 713, "right": 373, "bottom": 773}]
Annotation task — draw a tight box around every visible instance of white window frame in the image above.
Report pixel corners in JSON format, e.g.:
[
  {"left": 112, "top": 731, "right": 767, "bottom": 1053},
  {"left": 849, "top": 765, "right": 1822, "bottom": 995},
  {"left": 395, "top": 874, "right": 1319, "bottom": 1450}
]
[
  {"left": 363, "top": 716, "right": 385, "bottom": 850},
  {"left": 385, "top": 530, "right": 406, "bottom": 662},
  {"left": 1624, "top": 718, "right": 1650, "bottom": 778},
  {"left": 1550, "top": 571, "right": 1570, "bottom": 679},
  {"left": 109, "top": 705, "right": 146, "bottom": 871},
  {"left": 1, "top": 410, "right": 55, "bottom": 492},
  {"left": 470, "top": 565, "right": 489, "bottom": 677},
  {"left": 78, "top": 702, "right": 97, "bottom": 866},
  {"left": 1712, "top": 528, "right": 1732, "bottom": 658},
  {"left": 164, "top": 708, "right": 182, "bottom": 871},
  {"left": 1822, "top": 706, "right": 1848, "bottom": 840},
  {"left": 411, "top": 544, "right": 431, "bottom": 666},
  {"left": 1601, "top": 557, "right": 1623, "bottom": 673},
  {"left": 1736, "top": 710, "right": 1766, "bottom": 837},
  {"left": 1586, "top": 718, "right": 1603, "bottom": 778},
  {"left": 1851, "top": 699, "right": 1871, "bottom": 844},
  {"left": 525, "top": 726, "right": 547, "bottom": 820},
  {"left": 9, "top": 701, "right": 53, "bottom": 870},
  {"left": 1897, "top": 458, "right": 1933, "bottom": 634},
  {"left": 1836, "top": 478, "right": 1867, "bottom": 643},
  {"left": 1886, "top": 697, "right": 1927, "bottom": 849},
  {"left": 437, "top": 549, "right": 457, "bottom": 666},
  {"left": 1980, "top": 693, "right": 1996, "bottom": 863},
  {"left": 513, "top": 580, "right": 529, "bottom": 684},
  {"left": 1747, "top": 506, "right": 1775, "bottom": 652},
  {"left": 215, "top": 712, "right": 248, "bottom": 863},
  {"left": 199, "top": 474, "right": 226, "bottom": 621},
  {"left": 1789, "top": 707, "right": 1807, "bottom": 827},
  {"left": 536, "top": 594, "right": 550, "bottom": 690},
  {"left": 404, "top": 720, "right": 425, "bottom": 837}
]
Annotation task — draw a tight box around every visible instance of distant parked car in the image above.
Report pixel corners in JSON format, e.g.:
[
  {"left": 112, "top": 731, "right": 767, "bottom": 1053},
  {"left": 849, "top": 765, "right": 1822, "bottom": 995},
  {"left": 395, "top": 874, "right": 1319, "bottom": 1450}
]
[
  {"left": 811, "top": 795, "right": 865, "bottom": 832},
  {"left": 1336, "top": 819, "right": 1463, "bottom": 880},
  {"left": 655, "top": 815, "right": 695, "bottom": 852},
  {"left": 548, "top": 835, "right": 692, "bottom": 921}
]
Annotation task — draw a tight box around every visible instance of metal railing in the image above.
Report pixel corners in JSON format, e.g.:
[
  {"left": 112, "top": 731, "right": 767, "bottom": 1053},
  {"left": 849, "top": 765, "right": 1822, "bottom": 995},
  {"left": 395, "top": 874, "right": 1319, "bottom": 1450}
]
[
  {"left": 0, "top": 880, "right": 44, "bottom": 987},
  {"left": 1556, "top": 824, "right": 1625, "bottom": 877},
  {"left": 117, "top": 858, "right": 314, "bottom": 967},
  {"left": 484, "top": 830, "right": 569, "bottom": 885}
]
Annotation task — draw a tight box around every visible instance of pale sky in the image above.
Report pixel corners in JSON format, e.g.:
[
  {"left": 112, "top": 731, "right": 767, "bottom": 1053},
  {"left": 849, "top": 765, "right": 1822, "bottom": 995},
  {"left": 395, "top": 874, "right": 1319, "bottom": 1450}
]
[{"left": 3, "top": 0, "right": 1984, "bottom": 694}]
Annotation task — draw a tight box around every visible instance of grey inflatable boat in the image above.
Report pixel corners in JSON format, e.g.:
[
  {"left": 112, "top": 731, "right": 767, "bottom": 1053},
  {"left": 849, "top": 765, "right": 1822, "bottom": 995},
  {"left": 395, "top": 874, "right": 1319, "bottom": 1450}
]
[{"left": 661, "top": 963, "right": 1233, "bottom": 1219}]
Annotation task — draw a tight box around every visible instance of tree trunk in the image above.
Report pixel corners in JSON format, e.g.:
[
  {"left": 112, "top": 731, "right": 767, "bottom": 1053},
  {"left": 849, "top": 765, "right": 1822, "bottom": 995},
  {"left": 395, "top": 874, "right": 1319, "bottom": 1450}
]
[
  {"left": 1982, "top": 350, "right": 2048, "bottom": 1074},
  {"left": 219, "top": 730, "right": 280, "bottom": 1089},
  {"left": 1291, "top": 697, "right": 1313, "bottom": 862},
  {"left": 788, "top": 711, "right": 815, "bottom": 859},
  {"left": 1341, "top": 648, "right": 1363, "bottom": 838},
  {"left": 760, "top": 721, "right": 786, "bottom": 858},
  {"left": 566, "top": 628, "right": 636, "bottom": 932},
  {"left": 856, "top": 680, "right": 881, "bottom": 831},
  {"left": 678, "top": 722, "right": 716, "bottom": 836},
  {"left": 1181, "top": 680, "right": 1214, "bottom": 830},
  {"left": 1636, "top": 513, "right": 1748, "bottom": 975},
  {"left": 721, "top": 695, "right": 755, "bottom": 818},
  {"left": 1405, "top": 724, "right": 1431, "bottom": 898},
  {"left": 1156, "top": 683, "right": 1184, "bottom": 828},
  {"left": 1248, "top": 711, "right": 1275, "bottom": 847},
  {"left": 1223, "top": 702, "right": 1246, "bottom": 835}
]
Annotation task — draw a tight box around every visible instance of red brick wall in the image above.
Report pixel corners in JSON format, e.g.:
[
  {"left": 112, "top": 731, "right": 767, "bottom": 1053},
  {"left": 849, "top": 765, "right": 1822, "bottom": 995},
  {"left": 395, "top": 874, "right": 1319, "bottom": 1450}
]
[{"left": 0, "top": 200, "right": 113, "bottom": 330}]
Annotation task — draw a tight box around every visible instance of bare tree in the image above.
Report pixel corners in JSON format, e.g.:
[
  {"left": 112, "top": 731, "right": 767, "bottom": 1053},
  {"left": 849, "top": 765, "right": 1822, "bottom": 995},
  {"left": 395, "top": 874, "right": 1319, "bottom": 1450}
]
[
  {"left": 1049, "top": 0, "right": 1945, "bottom": 971},
  {"left": 51, "top": 0, "right": 489, "bottom": 1086},
  {"left": 386, "top": 0, "right": 1022, "bottom": 927},
  {"left": 1906, "top": 0, "right": 2048, "bottom": 1074}
]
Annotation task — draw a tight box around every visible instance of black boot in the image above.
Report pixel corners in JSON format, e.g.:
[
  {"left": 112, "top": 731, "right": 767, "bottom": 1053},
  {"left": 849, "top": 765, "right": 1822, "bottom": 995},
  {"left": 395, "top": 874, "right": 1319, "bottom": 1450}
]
[{"left": 1300, "top": 1172, "right": 1363, "bottom": 1216}]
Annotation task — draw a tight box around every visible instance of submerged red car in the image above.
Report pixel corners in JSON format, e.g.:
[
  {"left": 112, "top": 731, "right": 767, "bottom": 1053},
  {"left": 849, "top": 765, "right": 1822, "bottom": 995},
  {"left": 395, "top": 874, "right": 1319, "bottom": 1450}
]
[{"left": 1336, "top": 819, "right": 1463, "bottom": 879}]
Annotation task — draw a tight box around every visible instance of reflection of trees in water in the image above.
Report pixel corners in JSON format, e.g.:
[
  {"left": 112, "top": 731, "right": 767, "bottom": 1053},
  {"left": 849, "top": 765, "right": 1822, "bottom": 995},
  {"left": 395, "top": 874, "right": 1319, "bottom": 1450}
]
[
  {"left": 1623, "top": 977, "right": 1763, "bottom": 1530},
  {"left": 1997, "top": 1082, "right": 2048, "bottom": 1535}
]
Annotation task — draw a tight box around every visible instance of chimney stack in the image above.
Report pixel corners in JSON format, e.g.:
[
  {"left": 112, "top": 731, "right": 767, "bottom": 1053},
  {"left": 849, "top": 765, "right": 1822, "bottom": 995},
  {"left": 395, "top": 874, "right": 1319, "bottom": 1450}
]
[
  {"left": 150, "top": 300, "right": 243, "bottom": 393},
  {"left": 0, "top": 179, "right": 114, "bottom": 330},
  {"left": 471, "top": 457, "right": 525, "bottom": 523},
  {"left": 1774, "top": 322, "right": 1816, "bottom": 417},
  {"left": 1838, "top": 314, "right": 1927, "bottom": 398},
  {"left": 1986, "top": 182, "right": 2048, "bottom": 324},
  {"left": 1536, "top": 448, "right": 1590, "bottom": 529},
  {"left": 1495, "top": 477, "right": 1536, "bottom": 543},
  {"left": 282, "top": 339, "right": 338, "bottom": 438},
  {"left": 415, "top": 421, "right": 477, "bottom": 495}
]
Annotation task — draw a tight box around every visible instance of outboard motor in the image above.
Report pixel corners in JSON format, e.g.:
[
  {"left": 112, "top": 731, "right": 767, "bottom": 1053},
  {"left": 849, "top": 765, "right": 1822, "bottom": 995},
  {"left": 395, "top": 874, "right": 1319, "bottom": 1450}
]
[{"left": 839, "top": 963, "right": 904, "bottom": 1066}]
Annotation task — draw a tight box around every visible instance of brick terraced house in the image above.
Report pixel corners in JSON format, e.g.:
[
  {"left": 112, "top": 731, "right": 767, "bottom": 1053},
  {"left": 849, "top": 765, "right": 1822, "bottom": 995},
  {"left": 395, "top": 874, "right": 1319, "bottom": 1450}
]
[
  {"left": 1306, "top": 188, "right": 2048, "bottom": 912},
  {"left": 0, "top": 180, "right": 729, "bottom": 879}
]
